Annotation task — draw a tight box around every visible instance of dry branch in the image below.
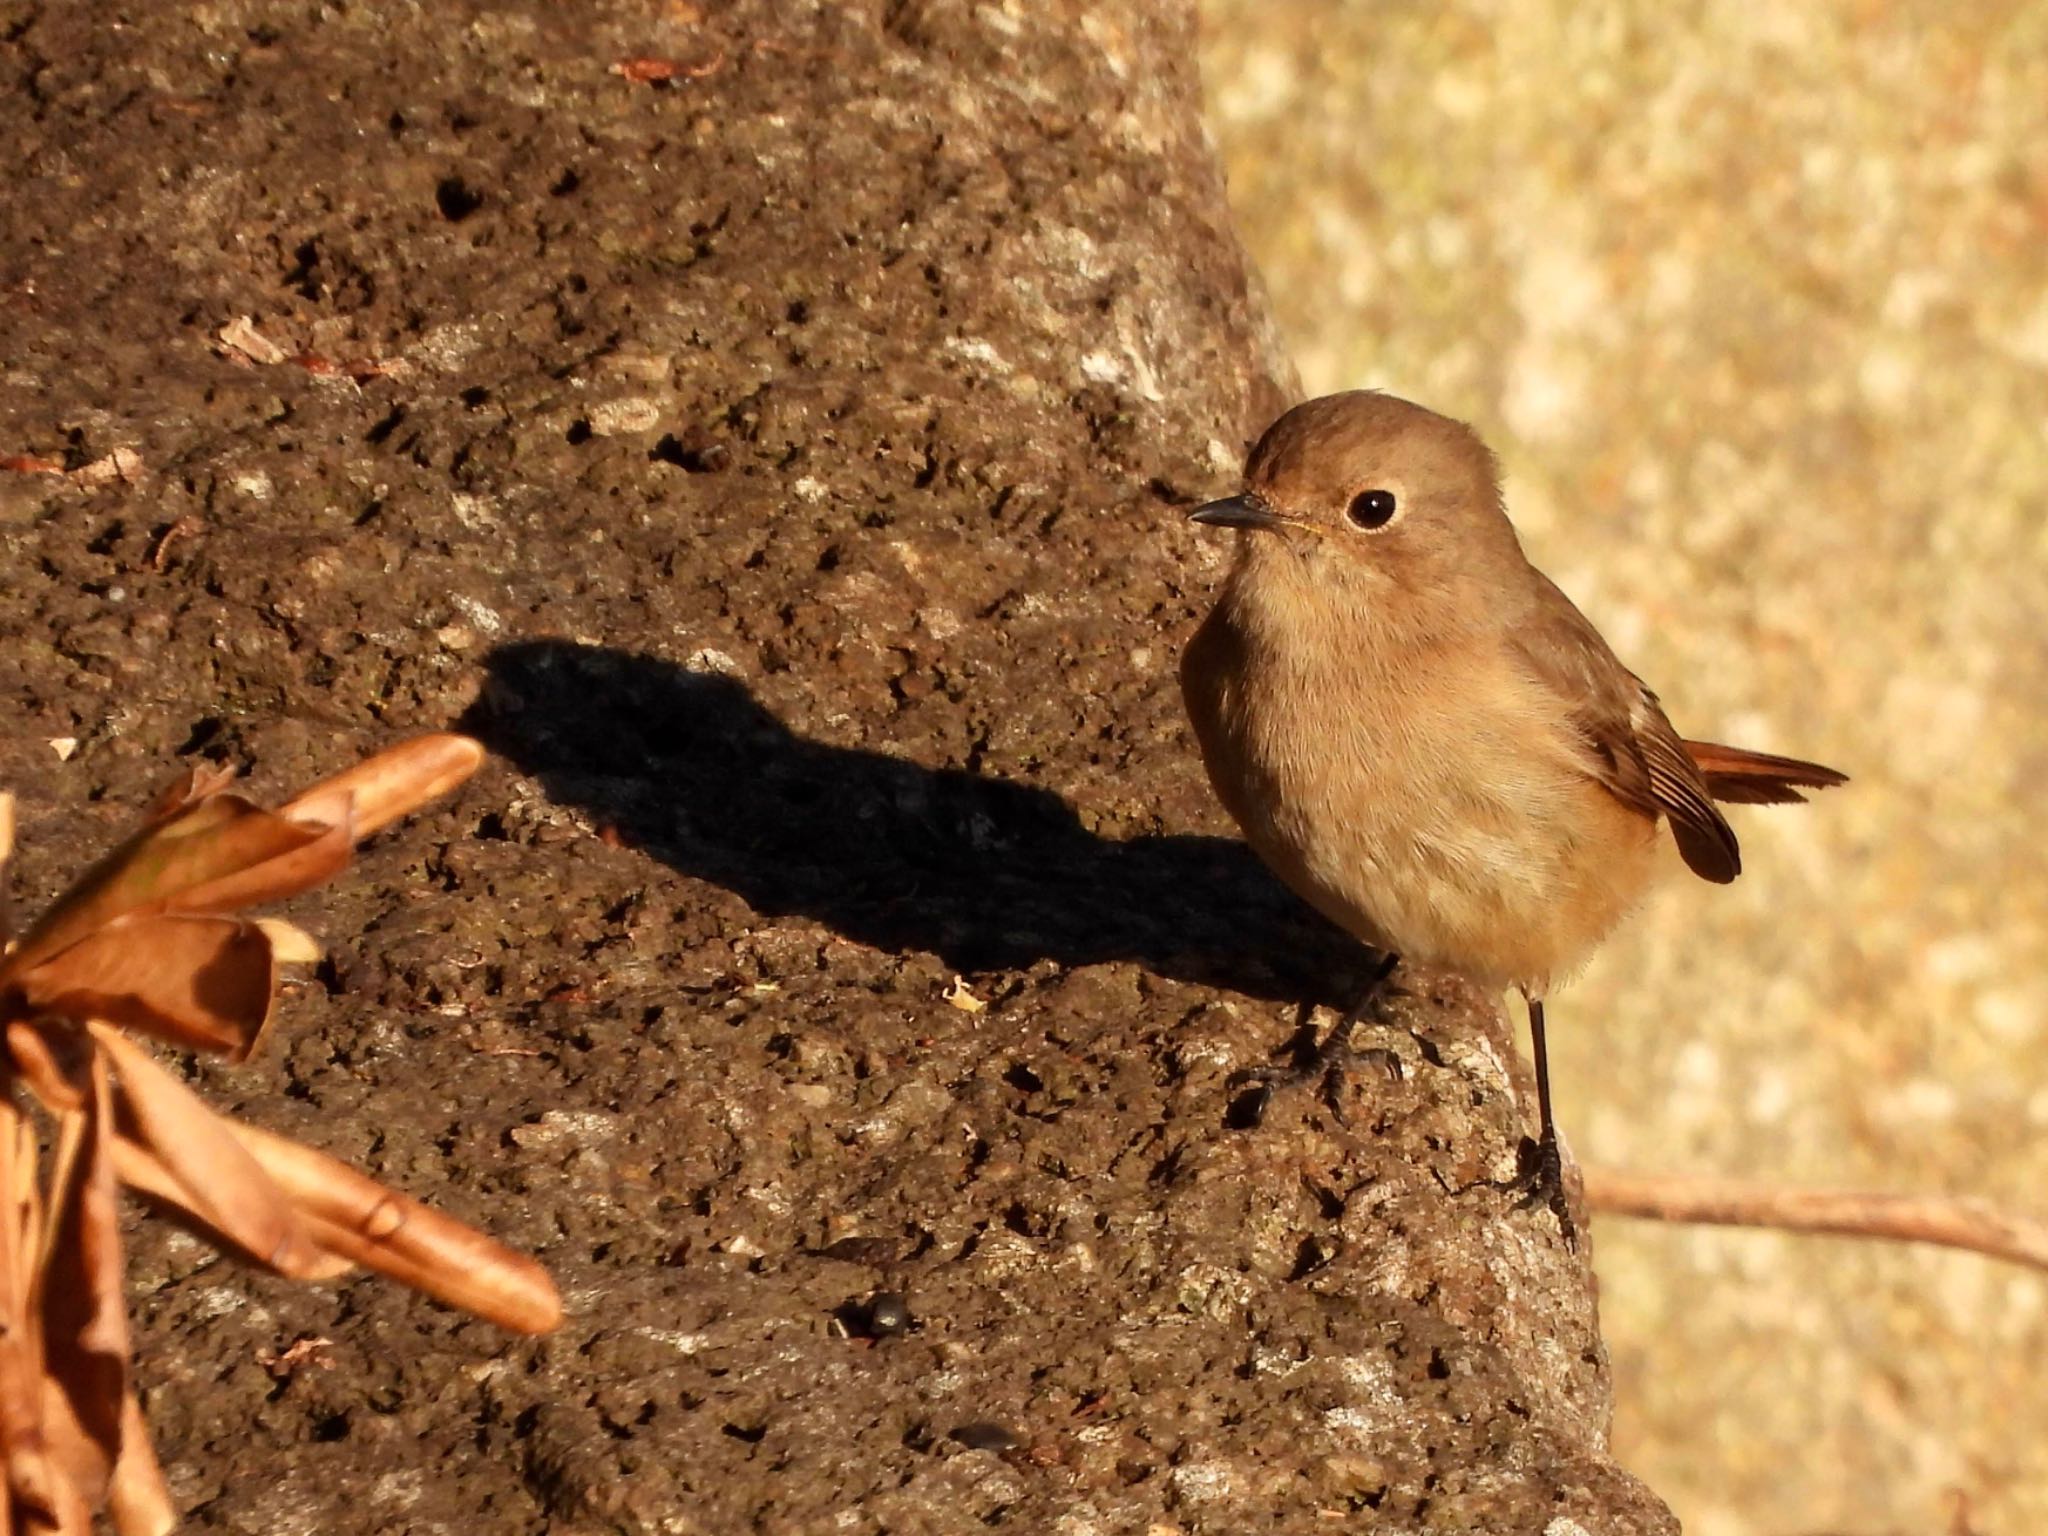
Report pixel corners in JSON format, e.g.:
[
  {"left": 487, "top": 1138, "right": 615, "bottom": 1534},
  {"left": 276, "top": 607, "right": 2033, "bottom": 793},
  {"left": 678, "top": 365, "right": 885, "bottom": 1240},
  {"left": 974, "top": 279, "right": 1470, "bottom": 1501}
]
[{"left": 1583, "top": 1166, "right": 2048, "bottom": 1274}]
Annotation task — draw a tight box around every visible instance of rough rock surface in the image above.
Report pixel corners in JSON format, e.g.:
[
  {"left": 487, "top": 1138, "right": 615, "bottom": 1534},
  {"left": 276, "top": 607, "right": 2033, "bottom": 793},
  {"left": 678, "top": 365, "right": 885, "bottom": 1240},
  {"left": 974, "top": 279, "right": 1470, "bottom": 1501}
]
[{"left": 2, "top": 2, "right": 1673, "bottom": 1531}]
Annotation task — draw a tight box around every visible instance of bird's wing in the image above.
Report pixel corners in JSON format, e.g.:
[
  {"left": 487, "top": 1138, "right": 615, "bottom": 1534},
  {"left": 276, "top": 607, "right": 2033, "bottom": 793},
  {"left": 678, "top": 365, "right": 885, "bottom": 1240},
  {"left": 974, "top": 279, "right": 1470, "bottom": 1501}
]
[{"left": 1505, "top": 572, "right": 1741, "bottom": 884}]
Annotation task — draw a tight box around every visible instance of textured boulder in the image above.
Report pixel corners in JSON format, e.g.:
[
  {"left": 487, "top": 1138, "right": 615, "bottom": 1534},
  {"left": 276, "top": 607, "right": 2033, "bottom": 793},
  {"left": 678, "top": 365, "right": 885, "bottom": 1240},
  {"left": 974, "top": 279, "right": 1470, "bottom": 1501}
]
[{"left": 0, "top": 2, "right": 1674, "bottom": 1530}]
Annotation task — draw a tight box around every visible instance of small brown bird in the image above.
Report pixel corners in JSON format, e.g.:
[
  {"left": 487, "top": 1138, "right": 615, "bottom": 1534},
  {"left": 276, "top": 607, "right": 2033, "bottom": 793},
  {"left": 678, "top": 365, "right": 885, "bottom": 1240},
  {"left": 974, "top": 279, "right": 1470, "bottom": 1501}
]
[{"left": 1180, "top": 391, "right": 1843, "bottom": 1231}]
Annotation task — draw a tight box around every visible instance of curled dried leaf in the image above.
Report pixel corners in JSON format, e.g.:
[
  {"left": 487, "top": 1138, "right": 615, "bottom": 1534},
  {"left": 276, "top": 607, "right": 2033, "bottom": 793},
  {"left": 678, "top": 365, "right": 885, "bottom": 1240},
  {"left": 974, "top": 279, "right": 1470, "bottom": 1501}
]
[
  {"left": 90, "top": 1027, "right": 327, "bottom": 1278},
  {"left": 35, "top": 1058, "right": 130, "bottom": 1522},
  {"left": 144, "top": 764, "right": 239, "bottom": 823},
  {"left": 141, "top": 801, "right": 350, "bottom": 920},
  {"left": 1, "top": 798, "right": 347, "bottom": 983},
  {"left": 68, "top": 448, "right": 145, "bottom": 490},
  {"left": 253, "top": 919, "right": 322, "bottom": 966},
  {"left": 0, "top": 1093, "right": 76, "bottom": 1535},
  {"left": 0, "top": 791, "right": 13, "bottom": 951},
  {"left": 109, "top": 1139, "right": 351, "bottom": 1285},
  {"left": 6, "top": 1022, "right": 87, "bottom": 1114},
  {"left": 16, "top": 916, "right": 276, "bottom": 1061},
  {"left": 229, "top": 1122, "right": 562, "bottom": 1335},
  {"left": 280, "top": 734, "right": 482, "bottom": 841},
  {"left": 107, "top": 1393, "right": 173, "bottom": 1536},
  {"left": 2, "top": 1102, "right": 39, "bottom": 1305},
  {"left": 0, "top": 731, "right": 548, "bottom": 1534}
]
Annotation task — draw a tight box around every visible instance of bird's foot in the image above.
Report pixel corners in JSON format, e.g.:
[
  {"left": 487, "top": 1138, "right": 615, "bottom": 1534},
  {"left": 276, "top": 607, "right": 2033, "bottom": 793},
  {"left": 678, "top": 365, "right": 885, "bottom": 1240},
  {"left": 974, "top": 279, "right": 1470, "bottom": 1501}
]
[
  {"left": 1226, "top": 963, "right": 1406, "bottom": 1131},
  {"left": 1511, "top": 1132, "right": 1578, "bottom": 1249},
  {"left": 1225, "top": 1040, "right": 1405, "bottom": 1130}
]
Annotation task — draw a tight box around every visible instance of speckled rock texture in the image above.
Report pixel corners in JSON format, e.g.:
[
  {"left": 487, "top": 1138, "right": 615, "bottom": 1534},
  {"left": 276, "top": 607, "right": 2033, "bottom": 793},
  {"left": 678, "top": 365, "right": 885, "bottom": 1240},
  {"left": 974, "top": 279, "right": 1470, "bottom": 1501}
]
[
  {"left": 0, "top": 1, "right": 1676, "bottom": 1532},
  {"left": 1200, "top": 4, "right": 2048, "bottom": 1533}
]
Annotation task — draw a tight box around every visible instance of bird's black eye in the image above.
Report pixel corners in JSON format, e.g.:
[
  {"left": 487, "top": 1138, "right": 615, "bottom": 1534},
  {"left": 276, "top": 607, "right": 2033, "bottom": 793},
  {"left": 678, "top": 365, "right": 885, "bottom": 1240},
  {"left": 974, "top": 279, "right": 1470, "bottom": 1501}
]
[{"left": 1346, "top": 489, "right": 1398, "bottom": 529}]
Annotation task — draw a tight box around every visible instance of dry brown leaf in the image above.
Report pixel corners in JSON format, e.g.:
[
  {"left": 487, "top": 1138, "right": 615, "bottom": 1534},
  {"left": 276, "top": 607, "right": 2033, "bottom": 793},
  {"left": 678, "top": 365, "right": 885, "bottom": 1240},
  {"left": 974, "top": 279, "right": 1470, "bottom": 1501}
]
[
  {"left": 142, "top": 764, "right": 238, "bottom": 824},
  {"left": 4, "top": 1435, "right": 87, "bottom": 1536},
  {"left": 35, "top": 1059, "right": 129, "bottom": 1521},
  {"left": 255, "top": 1336, "right": 332, "bottom": 1379},
  {"left": 138, "top": 802, "right": 352, "bottom": 921},
  {"left": 106, "top": 1393, "right": 172, "bottom": 1536},
  {"left": 0, "top": 1095, "right": 73, "bottom": 1536},
  {"left": 0, "top": 455, "right": 63, "bottom": 476},
  {"left": 6, "top": 1024, "right": 84, "bottom": 1114},
  {"left": 253, "top": 918, "right": 322, "bottom": 965},
  {"left": 230, "top": 1121, "right": 563, "bottom": 1334},
  {"left": 279, "top": 733, "right": 483, "bottom": 840},
  {"left": 109, "top": 1138, "right": 350, "bottom": 1284},
  {"left": 609, "top": 51, "right": 724, "bottom": 82},
  {"left": 0, "top": 793, "right": 13, "bottom": 953},
  {"left": 146, "top": 515, "right": 204, "bottom": 573},
  {"left": 2, "top": 797, "right": 349, "bottom": 980},
  {"left": 91, "top": 1028, "right": 325, "bottom": 1277},
  {"left": 0, "top": 1099, "right": 28, "bottom": 1306},
  {"left": 17, "top": 916, "right": 276, "bottom": 1060},
  {"left": 68, "top": 450, "right": 143, "bottom": 490}
]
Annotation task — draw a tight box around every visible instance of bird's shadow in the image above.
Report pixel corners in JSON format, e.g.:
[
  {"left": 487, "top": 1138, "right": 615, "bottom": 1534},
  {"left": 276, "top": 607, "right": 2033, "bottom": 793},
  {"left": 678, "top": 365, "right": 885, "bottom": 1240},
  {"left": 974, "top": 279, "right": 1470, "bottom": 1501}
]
[{"left": 464, "top": 640, "right": 1364, "bottom": 1009}]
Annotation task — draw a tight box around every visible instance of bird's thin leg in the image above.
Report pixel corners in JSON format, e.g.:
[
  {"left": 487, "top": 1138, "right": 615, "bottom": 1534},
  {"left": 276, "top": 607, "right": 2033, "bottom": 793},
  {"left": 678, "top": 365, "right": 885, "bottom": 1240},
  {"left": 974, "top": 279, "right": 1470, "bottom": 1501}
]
[
  {"left": 1515, "top": 995, "right": 1577, "bottom": 1246},
  {"left": 1339, "top": 950, "right": 1402, "bottom": 1033},
  {"left": 1305, "top": 949, "right": 1404, "bottom": 1072},
  {"left": 1529, "top": 996, "right": 1557, "bottom": 1147}
]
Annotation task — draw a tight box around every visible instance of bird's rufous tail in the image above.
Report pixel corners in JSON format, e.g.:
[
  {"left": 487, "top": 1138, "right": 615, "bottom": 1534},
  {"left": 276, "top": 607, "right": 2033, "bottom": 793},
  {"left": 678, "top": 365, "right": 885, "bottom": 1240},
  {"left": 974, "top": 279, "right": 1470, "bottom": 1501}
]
[{"left": 1683, "top": 741, "right": 1848, "bottom": 805}]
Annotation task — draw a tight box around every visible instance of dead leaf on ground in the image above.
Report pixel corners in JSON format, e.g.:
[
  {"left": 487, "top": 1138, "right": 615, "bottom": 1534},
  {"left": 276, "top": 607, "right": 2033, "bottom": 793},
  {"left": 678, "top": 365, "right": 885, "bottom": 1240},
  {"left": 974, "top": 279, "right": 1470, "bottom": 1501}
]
[
  {"left": 69, "top": 449, "right": 144, "bottom": 488},
  {"left": 148, "top": 515, "right": 204, "bottom": 570},
  {"left": 610, "top": 49, "right": 725, "bottom": 82},
  {"left": 255, "top": 1336, "right": 333, "bottom": 1379}
]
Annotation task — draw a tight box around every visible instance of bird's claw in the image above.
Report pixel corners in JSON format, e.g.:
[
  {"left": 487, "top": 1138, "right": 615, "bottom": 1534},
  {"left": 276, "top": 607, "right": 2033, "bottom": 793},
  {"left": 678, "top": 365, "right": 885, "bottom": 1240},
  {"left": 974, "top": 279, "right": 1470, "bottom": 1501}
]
[
  {"left": 1512, "top": 1133, "right": 1578, "bottom": 1249},
  {"left": 1225, "top": 961, "right": 1410, "bottom": 1131},
  {"left": 1225, "top": 1037, "right": 1403, "bottom": 1131}
]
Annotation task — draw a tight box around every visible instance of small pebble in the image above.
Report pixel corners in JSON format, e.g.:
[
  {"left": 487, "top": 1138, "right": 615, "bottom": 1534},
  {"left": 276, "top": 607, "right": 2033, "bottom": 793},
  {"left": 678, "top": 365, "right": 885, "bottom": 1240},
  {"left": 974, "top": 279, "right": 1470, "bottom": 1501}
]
[{"left": 864, "top": 1291, "right": 912, "bottom": 1337}]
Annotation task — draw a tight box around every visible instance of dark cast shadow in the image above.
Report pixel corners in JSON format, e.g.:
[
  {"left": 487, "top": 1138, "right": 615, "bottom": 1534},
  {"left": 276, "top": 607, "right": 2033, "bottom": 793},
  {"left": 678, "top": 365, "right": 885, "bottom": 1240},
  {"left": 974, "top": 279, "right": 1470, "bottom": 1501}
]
[{"left": 463, "top": 640, "right": 1366, "bottom": 1008}]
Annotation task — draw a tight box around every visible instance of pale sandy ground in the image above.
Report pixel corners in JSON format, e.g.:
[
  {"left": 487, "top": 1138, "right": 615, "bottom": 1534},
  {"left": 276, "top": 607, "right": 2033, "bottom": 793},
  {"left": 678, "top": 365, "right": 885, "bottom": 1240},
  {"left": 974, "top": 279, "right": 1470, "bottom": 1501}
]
[{"left": 1196, "top": 4, "right": 2048, "bottom": 1533}]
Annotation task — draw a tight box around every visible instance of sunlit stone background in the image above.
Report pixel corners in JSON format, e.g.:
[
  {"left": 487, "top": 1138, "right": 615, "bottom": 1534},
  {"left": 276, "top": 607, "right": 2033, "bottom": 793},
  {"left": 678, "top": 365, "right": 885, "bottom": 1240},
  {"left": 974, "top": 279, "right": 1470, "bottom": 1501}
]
[{"left": 1195, "top": 4, "right": 2048, "bottom": 1533}]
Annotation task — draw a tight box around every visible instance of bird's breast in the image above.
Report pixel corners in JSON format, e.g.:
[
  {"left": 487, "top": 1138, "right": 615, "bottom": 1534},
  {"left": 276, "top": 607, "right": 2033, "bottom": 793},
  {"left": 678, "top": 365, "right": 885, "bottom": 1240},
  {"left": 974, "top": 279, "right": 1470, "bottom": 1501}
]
[{"left": 1181, "top": 592, "right": 1657, "bottom": 992}]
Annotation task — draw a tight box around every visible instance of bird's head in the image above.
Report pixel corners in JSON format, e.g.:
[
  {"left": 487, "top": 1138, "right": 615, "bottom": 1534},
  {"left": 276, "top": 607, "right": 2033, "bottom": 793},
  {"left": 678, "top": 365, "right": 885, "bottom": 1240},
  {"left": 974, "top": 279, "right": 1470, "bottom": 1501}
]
[{"left": 1190, "top": 391, "right": 1527, "bottom": 636}]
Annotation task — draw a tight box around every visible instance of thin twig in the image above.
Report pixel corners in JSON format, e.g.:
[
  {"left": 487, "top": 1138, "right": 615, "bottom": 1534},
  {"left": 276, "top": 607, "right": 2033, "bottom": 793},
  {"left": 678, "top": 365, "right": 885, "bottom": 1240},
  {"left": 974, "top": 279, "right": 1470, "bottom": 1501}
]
[{"left": 1582, "top": 1166, "right": 2048, "bottom": 1274}]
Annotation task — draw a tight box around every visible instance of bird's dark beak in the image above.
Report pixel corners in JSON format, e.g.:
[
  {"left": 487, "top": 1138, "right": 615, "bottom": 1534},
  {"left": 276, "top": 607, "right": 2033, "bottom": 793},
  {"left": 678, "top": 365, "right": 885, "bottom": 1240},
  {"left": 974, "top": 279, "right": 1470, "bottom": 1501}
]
[{"left": 1188, "top": 494, "right": 1285, "bottom": 532}]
